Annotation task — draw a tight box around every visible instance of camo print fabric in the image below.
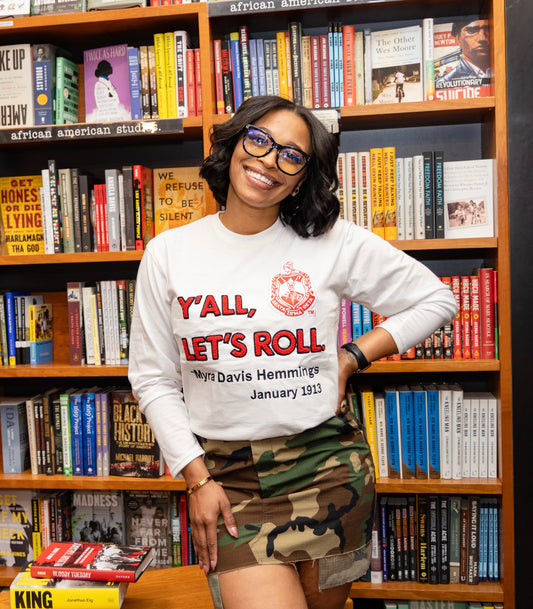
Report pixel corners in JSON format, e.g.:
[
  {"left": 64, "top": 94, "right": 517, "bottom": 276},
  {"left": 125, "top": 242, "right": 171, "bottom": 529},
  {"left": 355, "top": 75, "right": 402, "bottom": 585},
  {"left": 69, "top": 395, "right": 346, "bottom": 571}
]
[{"left": 198, "top": 412, "right": 376, "bottom": 576}]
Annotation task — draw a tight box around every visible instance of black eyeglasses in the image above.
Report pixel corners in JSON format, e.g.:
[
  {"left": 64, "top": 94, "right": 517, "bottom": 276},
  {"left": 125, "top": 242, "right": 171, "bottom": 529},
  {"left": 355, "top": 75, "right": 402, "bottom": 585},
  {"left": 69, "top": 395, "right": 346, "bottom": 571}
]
[{"left": 242, "top": 124, "right": 311, "bottom": 176}]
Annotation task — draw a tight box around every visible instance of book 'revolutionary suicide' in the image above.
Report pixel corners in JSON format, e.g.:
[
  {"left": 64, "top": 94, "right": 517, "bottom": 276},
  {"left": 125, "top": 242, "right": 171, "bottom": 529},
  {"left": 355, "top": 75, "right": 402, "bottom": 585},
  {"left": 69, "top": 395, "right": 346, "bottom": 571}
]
[
  {"left": 152, "top": 166, "right": 207, "bottom": 235},
  {"left": 30, "top": 541, "right": 154, "bottom": 582},
  {"left": 83, "top": 44, "right": 132, "bottom": 123},
  {"left": 11, "top": 562, "right": 128, "bottom": 609},
  {"left": 0, "top": 175, "right": 44, "bottom": 256}
]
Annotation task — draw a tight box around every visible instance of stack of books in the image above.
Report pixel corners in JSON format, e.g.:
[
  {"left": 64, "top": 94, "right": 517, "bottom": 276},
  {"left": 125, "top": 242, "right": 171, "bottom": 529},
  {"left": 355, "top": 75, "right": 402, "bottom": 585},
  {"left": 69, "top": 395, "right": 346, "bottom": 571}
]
[{"left": 10, "top": 541, "right": 154, "bottom": 609}]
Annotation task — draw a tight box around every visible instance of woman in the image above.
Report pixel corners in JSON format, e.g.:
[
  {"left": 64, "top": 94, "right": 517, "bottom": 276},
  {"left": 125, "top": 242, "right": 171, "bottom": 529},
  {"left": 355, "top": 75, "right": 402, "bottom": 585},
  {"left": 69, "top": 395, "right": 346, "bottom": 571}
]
[{"left": 128, "top": 95, "right": 457, "bottom": 609}]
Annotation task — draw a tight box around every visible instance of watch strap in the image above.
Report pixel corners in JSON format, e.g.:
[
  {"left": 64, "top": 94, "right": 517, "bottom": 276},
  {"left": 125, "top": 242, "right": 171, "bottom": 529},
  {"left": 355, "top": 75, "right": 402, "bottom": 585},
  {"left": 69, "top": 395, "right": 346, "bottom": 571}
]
[{"left": 341, "top": 342, "right": 372, "bottom": 372}]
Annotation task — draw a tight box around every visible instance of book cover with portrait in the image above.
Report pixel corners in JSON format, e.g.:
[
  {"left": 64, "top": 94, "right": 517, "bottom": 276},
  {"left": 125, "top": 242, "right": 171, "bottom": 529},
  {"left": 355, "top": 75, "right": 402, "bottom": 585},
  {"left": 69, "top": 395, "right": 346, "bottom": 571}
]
[{"left": 83, "top": 44, "right": 132, "bottom": 123}]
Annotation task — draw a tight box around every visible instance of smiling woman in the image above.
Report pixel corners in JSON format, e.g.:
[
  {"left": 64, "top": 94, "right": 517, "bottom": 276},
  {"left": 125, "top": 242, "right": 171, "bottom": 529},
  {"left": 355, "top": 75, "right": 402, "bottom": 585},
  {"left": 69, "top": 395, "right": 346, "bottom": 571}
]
[{"left": 128, "top": 95, "right": 457, "bottom": 609}]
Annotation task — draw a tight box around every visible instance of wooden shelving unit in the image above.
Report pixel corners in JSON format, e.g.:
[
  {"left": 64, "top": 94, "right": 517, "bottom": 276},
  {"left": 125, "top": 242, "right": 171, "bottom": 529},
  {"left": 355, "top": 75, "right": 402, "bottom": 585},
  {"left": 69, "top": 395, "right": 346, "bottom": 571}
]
[{"left": 0, "top": 0, "right": 514, "bottom": 606}]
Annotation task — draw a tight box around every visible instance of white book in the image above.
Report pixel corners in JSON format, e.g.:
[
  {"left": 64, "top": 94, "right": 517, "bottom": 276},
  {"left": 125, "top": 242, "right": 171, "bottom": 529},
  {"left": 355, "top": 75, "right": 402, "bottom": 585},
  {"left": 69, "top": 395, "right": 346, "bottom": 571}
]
[
  {"left": 39, "top": 169, "right": 55, "bottom": 254},
  {"left": 117, "top": 172, "right": 127, "bottom": 251},
  {"left": 443, "top": 158, "right": 495, "bottom": 239},
  {"left": 478, "top": 392, "right": 489, "bottom": 478},
  {"left": 363, "top": 29, "right": 372, "bottom": 104},
  {"left": 395, "top": 157, "right": 405, "bottom": 239},
  {"left": 437, "top": 383, "right": 452, "bottom": 479},
  {"left": 0, "top": 44, "right": 34, "bottom": 127},
  {"left": 354, "top": 30, "right": 365, "bottom": 106},
  {"left": 100, "top": 281, "right": 113, "bottom": 365},
  {"left": 81, "top": 285, "right": 96, "bottom": 366},
  {"left": 357, "top": 150, "right": 371, "bottom": 229},
  {"left": 90, "top": 290, "right": 102, "bottom": 366},
  {"left": 105, "top": 168, "right": 121, "bottom": 253},
  {"left": 174, "top": 30, "right": 190, "bottom": 118},
  {"left": 403, "top": 156, "right": 414, "bottom": 239},
  {"left": 462, "top": 393, "right": 472, "bottom": 478},
  {"left": 412, "top": 154, "right": 425, "bottom": 239},
  {"left": 25, "top": 395, "right": 40, "bottom": 475},
  {"left": 422, "top": 17, "right": 435, "bottom": 101},
  {"left": 487, "top": 393, "right": 498, "bottom": 478},
  {"left": 109, "top": 280, "right": 121, "bottom": 366},
  {"left": 449, "top": 383, "right": 463, "bottom": 480},
  {"left": 373, "top": 391, "right": 389, "bottom": 479},
  {"left": 336, "top": 153, "right": 346, "bottom": 220},
  {"left": 264, "top": 39, "right": 274, "bottom": 96},
  {"left": 470, "top": 393, "right": 480, "bottom": 477},
  {"left": 345, "top": 151, "right": 358, "bottom": 224}
]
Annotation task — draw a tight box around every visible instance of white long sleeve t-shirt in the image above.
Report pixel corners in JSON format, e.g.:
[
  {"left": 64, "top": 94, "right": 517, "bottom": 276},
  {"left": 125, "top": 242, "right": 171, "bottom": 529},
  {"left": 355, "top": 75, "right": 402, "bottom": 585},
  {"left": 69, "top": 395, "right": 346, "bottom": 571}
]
[{"left": 128, "top": 213, "right": 457, "bottom": 477}]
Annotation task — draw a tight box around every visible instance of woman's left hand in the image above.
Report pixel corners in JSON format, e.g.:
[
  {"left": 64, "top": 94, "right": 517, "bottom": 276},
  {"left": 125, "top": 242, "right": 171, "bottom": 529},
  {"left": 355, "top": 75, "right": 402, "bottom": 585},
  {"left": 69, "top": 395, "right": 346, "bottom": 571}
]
[{"left": 337, "top": 348, "right": 357, "bottom": 415}]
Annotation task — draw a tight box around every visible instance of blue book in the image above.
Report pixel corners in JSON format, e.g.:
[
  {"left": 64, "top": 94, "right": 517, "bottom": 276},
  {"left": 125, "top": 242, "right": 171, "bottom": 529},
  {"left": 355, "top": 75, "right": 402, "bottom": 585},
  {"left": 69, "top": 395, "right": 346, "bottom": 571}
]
[
  {"left": 230, "top": 33, "right": 244, "bottom": 110},
  {"left": 328, "top": 23, "right": 335, "bottom": 106},
  {"left": 479, "top": 499, "right": 488, "bottom": 582},
  {"left": 411, "top": 385, "right": 428, "bottom": 479},
  {"left": 82, "top": 386, "right": 99, "bottom": 476},
  {"left": 249, "top": 38, "right": 260, "bottom": 97},
  {"left": 4, "top": 291, "right": 30, "bottom": 367},
  {"left": 256, "top": 38, "right": 267, "bottom": 96},
  {"left": 0, "top": 397, "right": 30, "bottom": 473},
  {"left": 128, "top": 46, "right": 142, "bottom": 120},
  {"left": 335, "top": 22, "right": 343, "bottom": 107},
  {"left": 384, "top": 386, "right": 402, "bottom": 479},
  {"left": 490, "top": 498, "right": 499, "bottom": 581},
  {"left": 424, "top": 383, "right": 441, "bottom": 478},
  {"left": 398, "top": 386, "right": 415, "bottom": 479},
  {"left": 33, "top": 44, "right": 57, "bottom": 125},
  {"left": 361, "top": 305, "right": 372, "bottom": 334},
  {"left": 351, "top": 302, "right": 363, "bottom": 340},
  {"left": 70, "top": 389, "right": 86, "bottom": 476}
]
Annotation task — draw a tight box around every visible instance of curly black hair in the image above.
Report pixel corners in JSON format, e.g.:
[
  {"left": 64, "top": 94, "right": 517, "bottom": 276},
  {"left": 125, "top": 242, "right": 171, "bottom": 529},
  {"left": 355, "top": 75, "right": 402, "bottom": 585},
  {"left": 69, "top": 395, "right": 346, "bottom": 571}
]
[{"left": 199, "top": 95, "right": 340, "bottom": 238}]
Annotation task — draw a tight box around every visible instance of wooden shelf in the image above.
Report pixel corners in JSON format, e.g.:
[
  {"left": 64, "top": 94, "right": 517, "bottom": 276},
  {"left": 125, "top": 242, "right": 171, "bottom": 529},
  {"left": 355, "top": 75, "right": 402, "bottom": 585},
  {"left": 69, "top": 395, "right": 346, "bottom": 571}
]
[
  {"left": 376, "top": 477, "right": 502, "bottom": 495},
  {"left": 350, "top": 580, "right": 503, "bottom": 602},
  {"left": 0, "top": 251, "right": 143, "bottom": 266}
]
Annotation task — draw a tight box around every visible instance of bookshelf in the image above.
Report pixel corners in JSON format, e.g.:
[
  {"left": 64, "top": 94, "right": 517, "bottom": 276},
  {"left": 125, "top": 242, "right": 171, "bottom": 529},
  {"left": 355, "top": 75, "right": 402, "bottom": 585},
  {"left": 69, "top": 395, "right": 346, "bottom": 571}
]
[{"left": 0, "top": 0, "right": 513, "bottom": 606}]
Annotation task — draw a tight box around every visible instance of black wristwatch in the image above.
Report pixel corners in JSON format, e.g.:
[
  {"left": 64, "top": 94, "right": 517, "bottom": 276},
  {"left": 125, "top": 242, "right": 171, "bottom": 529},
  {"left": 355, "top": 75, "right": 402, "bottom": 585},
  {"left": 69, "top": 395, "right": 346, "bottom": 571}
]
[{"left": 341, "top": 342, "right": 372, "bottom": 372}]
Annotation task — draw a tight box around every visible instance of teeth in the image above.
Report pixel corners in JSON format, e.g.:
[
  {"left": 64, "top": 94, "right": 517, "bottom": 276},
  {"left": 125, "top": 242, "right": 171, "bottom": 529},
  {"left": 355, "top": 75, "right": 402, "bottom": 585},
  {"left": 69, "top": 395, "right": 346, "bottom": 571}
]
[{"left": 246, "top": 168, "right": 276, "bottom": 186}]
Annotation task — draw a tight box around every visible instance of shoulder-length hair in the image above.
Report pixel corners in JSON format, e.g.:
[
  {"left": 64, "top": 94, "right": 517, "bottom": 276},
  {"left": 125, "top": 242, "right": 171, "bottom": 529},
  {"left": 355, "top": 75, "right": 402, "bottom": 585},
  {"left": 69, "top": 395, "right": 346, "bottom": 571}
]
[{"left": 199, "top": 95, "right": 340, "bottom": 238}]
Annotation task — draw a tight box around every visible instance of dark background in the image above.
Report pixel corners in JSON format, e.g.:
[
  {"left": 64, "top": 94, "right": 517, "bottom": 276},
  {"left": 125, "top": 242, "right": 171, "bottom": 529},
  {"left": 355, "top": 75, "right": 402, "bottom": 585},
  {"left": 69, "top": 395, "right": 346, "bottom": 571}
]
[{"left": 505, "top": 0, "right": 533, "bottom": 606}]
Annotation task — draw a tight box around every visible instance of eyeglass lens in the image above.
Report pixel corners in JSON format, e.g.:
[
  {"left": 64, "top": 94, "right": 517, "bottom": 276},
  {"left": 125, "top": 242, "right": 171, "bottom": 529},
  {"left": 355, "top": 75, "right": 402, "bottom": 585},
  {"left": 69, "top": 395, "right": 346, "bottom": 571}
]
[{"left": 243, "top": 126, "right": 307, "bottom": 175}]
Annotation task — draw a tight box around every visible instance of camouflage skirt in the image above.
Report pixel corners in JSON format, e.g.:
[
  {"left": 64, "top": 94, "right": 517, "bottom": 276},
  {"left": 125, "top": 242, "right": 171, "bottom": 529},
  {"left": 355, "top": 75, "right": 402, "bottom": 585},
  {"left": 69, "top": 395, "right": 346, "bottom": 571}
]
[{"left": 198, "top": 412, "right": 375, "bottom": 590}]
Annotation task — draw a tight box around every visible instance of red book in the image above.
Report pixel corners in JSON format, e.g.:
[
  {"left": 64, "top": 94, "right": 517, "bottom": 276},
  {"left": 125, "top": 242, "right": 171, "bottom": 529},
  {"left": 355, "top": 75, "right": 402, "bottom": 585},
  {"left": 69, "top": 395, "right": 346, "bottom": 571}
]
[
  {"left": 310, "top": 35, "right": 322, "bottom": 108},
  {"left": 186, "top": 48, "right": 196, "bottom": 117},
  {"left": 461, "top": 276, "right": 472, "bottom": 358},
  {"left": 478, "top": 267, "right": 495, "bottom": 359},
  {"left": 194, "top": 47, "right": 202, "bottom": 116},
  {"left": 133, "top": 165, "right": 154, "bottom": 251},
  {"left": 451, "top": 276, "right": 462, "bottom": 358},
  {"left": 470, "top": 274, "right": 481, "bottom": 359},
  {"left": 342, "top": 25, "right": 356, "bottom": 106},
  {"left": 179, "top": 493, "right": 189, "bottom": 566},
  {"left": 319, "top": 34, "right": 330, "bottom": 108},
  {"left": 30, "top": 541, "right": 154, "bottom": 582},
  {"left": 94, "top": 184, "right": 108, "bottom": 253}
]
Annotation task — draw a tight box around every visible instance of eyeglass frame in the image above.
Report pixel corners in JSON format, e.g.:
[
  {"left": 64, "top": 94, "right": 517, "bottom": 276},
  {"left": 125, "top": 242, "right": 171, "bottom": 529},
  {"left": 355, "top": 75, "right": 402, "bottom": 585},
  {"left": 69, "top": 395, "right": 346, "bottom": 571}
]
[{"left": 242, "top": 124, "right": 311, "bottom": 176}]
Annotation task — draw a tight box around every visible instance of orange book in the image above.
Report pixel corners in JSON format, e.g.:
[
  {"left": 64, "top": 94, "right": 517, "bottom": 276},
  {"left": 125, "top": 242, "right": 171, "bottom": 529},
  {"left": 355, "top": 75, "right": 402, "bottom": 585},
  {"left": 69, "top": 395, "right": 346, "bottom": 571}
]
[
  {"left": 212, "top": 40, "right": 225, "bottom": 114},
  {"left": 342, "top": 25, "right": 356, "bottom": 106}
]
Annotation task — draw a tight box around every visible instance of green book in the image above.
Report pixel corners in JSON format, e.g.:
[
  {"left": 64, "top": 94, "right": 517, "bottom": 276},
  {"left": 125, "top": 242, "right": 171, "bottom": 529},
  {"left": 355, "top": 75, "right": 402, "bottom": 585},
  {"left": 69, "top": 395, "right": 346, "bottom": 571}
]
[{"left": 55, "top": 56, "right": 79, "bottom": 124}]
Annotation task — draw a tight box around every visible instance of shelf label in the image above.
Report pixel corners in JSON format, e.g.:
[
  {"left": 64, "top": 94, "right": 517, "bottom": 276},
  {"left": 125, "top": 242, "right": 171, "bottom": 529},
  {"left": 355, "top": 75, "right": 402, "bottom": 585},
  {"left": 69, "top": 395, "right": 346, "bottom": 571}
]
[
  {"left": 0, "top": 118, "right": 184, "bottom": 144},
  {"left": 208, "top": 0, "right": 365, "bottom": 16}
]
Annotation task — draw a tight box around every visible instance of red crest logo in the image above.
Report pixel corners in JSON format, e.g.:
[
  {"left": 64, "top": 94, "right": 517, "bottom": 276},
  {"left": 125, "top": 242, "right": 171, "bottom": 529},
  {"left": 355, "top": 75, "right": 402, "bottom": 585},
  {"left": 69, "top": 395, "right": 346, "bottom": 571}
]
[{"left": 270, "top": 262, "right": 315, "bottom": 317}]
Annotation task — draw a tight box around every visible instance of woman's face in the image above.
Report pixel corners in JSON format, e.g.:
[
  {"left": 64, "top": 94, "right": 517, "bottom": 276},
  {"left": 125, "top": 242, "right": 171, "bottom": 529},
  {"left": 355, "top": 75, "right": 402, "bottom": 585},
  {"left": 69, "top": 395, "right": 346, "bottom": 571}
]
[{"left": 226, "top": 109, "right": 312, "bottom": 218}]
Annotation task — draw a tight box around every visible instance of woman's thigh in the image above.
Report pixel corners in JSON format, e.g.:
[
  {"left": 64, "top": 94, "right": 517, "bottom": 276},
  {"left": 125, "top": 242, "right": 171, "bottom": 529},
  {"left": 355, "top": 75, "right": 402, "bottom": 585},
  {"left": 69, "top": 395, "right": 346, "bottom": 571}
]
[
  {"left": 218, "top": 564, "right": 308, "bottom": 609},
  {"left": 297, "top": 560, "right": 352, "bottom": 609}
]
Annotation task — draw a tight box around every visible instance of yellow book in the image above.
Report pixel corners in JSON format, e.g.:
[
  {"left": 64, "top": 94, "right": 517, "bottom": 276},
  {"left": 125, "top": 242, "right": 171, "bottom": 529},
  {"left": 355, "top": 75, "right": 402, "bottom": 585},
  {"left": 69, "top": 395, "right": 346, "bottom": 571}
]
[
  {"left": 153, "top": 166, "right": 208, "bottom": 235},
  {"left": 301, "top": 35, "right": 313, "bottom": 108},
  {"left": 383, "top": 146, "right": 397, "bottom": 240},
  {"left": 164, "top": 31, "right": 177, "bottom": 118},
  {"left": 359, "top": 386, "right": 380, "bottom": 479},
  {"left": 369, "top": 147, "right": 385, "bottom": 239},
  {"left": 10, "top": 563, "right": 128, "bottom": 609},
  {"left": 0, "top": 175, "right": 44, "bottom": 256},
  {"left": 153, "top": 32, "right": 168, "bottom": 119},
  {"left": 285, "top": 31, "right": 293, "bottom": 102},
  {"left": 276, "top": 31, "right": 289, "bottom": 100}
]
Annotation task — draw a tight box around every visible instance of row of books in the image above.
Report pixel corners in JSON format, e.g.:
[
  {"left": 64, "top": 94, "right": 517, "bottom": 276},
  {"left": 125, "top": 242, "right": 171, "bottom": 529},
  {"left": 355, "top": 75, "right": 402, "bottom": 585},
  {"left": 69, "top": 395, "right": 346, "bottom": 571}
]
[
  {"left": 213, "top": 18, "right": 492, "bottom": 113},
  {"left": 0, "top": 488, "right": 195, "bottom": 571},
  {"left": 347, "top": 384, "right": 498, "bottom": 481},
  {"left": 0, "top": 165, "right": 207, "bottom": 257},
  {"left": 0, "top": 36, "right": 201, "bottom": 129},
  {"left": 372, "top": 495, "right": 500, "bottom": 586},
  {"left": 0, "top": 387, "right": 165, "bottom": 478},
  {"left": 0, "top": 293, "right": 53, "bottom": 367},
  {"left": 383, "top": 602, "right": 503, "bottom": 609},
  {"left": 336, "top": 152, "right": 495, "bottom": 241},
  {"left": 339, "top": 270, "right": 498, "bottom": 362}
]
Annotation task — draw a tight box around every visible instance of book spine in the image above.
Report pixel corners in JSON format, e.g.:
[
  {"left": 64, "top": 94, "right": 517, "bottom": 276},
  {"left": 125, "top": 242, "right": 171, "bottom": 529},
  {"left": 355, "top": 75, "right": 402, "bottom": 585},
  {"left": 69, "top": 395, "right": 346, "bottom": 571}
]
[
  {"left": 427, "top": 494, "right": 440, "bottom": 584},
  {"left": 319, "top": 34, "right": 330, "bottom": 108},
  {"left": 70, "top": 393, "right": 84, "bottom": 476},
  {"left": 82, "top": 392, "right": 97, "bottom": 476},
  {"left": 186, "top": 48, "right": 196, "bottom": 117},
  {"left": 239, "top": 25, "right": 252, "bottom": 101},
  {"left": 467, "top": 495, "right": 480, "bottom": 585},
  {"left": 128, "top": 46, "right": 142, "bottom": 120},
  {"left": 101, "top": 391, "right": 110, "bottom": 476},
  {"left": 383, "top": 146, "right": 397, "bottom": 240},
  {"left": 342, "top": 25, "right": 355, "bottom": 106},
  {"left": 413, "top": 389, "right": 428, "bottom": 479},
  {"left": 213, "top": 39, "right": 225, "bottom": 114},
  {"left": 461, "top": 276, "right": 472, "bottom": 358},
  {"left": 370, "top": 148, "right": 384, "bottom": 238},
  {"left": 139, "top": 45, "right": 152, "bottom": 119},
  {"left": 433, "top": 150, "right": 445, "bottom": 237},
  {"left": 147, "top": 45, "right": 159, "bottom": 118},
  {"left": 79, "top": 174, "right": 93, "bottom": 253},
  {"left": 379, "top": 497, "right": 389, "bottom": 582},
  {"left": 479, "top": 268, "right": 495, "bottom": 359},
  {"left": 384, "top": 389, "right": 402, "bottom": 479},
  {"left": 470, "top": 275, "right": 481, "bottom": 359},
  {"left": 104, "top": 169, "right": 121, "bottom": 252},
  {"left": 288, "top": 22, "right": 302, "bottom": 106},
  {"left": 439, "top": 495, "right": 450, "bottom": 583},
  {"left": 221, "top": 39, "right": 234, "bottom": 114},
  {"left": 423, "top": 151, "right": 435, "bottom": 239},
  {"left": 248, "top": 38, "right": 259, "bottom": 97},
  {"left": 422, "top": 18, "right": 435, "bottom": 101},
  {"left": 153, "top": 33, "right": 168, "bottom": 119},
  {"left": 399, "top": 388, "right": 415, "bottom": 479},
  {"left": 174, "top": 31, "right": 188, "bottom": 118},
  {"left": 230, "top": 32, "right": 244, "bottom": 110},
  {"left": 48, "top": 159, "right": 63, "bottom": 253},
  {"left": 412, "top": 154, "right": 425, "bottom": 239}
]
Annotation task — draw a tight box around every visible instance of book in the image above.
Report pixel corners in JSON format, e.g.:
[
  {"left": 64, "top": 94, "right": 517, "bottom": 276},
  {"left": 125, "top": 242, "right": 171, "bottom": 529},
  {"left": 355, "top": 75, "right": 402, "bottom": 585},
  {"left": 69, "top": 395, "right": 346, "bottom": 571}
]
[
  {"left": 67, "top": 282, "right": 85, "bottom": 365},
  {"left": 0, "top": 0, "right": 30, "bottom": 16},
  {"left": 152, "top": 166, "right": 207, "bottom": 235},
  {"left": 0, "top": 175, "right": 44, "bottom": 256},
  {"left": 71, "top": 490, "right": 125, "bottom": 544},
  {"left": 0, "top": 489, "right": 34, "bottom": 566},
  {"left": 384, "top": 387, "right": 402, "bottom": 479},
  {"left": 55, "top": 56, "right": 79, "bottom": 124},
  {"left": 11, "top": 562, "right": 128, "bottom": 609},
  {"left": 28, "top": 302, "right": 53, "bottom": 364},
  {"left": 443, "top": 159, "right": 495, "bottom": 239},
  {"left": 367, "top": 25, "right": 423, "bottom": 104},
  {"left": 174, "top": 30, "right": 191, "bottom": 118},
  {"left": 133, "top": 165, "right": 154, "bottom": 250},
  {"left": 83, "top": 44, "right": 132, "bottom": 123},
  {"left": 0, "top": 397, "right": 30, "bottom": 473},
  {"left": 30, "top": 541, "right": 154, "bottom": 582},
  {"left": 0, "top": 44, "right": 34, "bottom": 127},
  {"left": 32, "top": 44, "right": 59, "bottom": 126},
  {"left": 109, "top": 389, "right": 164, "bottom": 477},
  {"left": 434, "top": 20, "right": 492, "bottom": 101},
  {"left": 124, "top": 490, "right": 172, "bottom": 569}
]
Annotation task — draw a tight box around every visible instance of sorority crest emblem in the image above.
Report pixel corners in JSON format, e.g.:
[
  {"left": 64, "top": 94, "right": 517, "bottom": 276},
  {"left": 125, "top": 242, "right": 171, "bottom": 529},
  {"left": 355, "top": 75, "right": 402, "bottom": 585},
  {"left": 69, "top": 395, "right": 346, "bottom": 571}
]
[{"left": 270, "top": 262, "right": 315, "bottom": 317}]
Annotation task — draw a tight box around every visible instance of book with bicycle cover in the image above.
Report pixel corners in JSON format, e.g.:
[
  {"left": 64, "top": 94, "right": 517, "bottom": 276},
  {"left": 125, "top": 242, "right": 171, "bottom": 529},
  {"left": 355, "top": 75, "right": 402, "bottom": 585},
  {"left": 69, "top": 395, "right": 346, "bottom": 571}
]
[
  {"left": 30, "top": 541, "right": 154, "bottom": 582},
  {"left": 11, "top": 562, "right": 129, "bottom": 609}
]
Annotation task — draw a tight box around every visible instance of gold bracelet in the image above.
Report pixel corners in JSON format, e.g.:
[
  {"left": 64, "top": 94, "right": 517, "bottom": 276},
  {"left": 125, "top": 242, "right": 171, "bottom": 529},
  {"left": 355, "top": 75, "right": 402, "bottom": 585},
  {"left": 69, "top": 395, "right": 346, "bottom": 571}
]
[{"left": 187, "top": 475, "right": 213, "bottom": 495}]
